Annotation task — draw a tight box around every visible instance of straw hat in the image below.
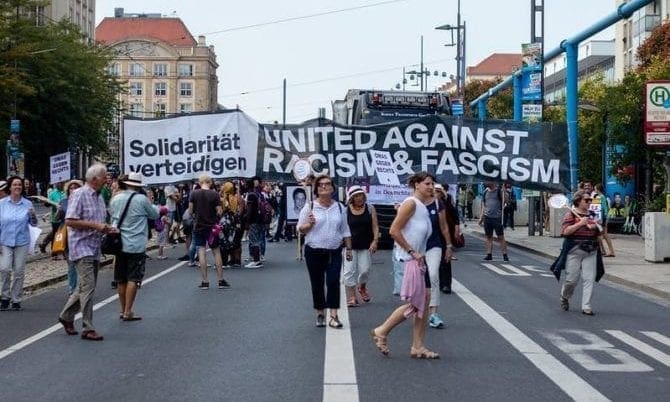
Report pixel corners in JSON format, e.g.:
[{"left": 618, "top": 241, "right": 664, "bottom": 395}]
[{"left": 121, "top": 172, "right": 146, "bottom": 187}]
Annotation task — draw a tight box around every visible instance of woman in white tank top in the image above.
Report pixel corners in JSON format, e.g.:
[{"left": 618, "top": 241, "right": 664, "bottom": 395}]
[{"left": 370, "top": 172, "right": 440, "bottom": 359}]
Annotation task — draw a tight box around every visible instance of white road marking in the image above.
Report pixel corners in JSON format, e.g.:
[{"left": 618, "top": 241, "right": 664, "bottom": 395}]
[
  {"left": 521, "top": 265, "right": 555, "bottom": 277},
  {"left": 501, "top": 264, "right": 534, "bottom": 276},
  {"left": 641, "top": 331, "right": 670, "bottom": 347},
  {"left": 606, "top": 330, "right": 670, "bottom": 367},
  {"left": 481, "top": 263, "right": 531, "bottom": 276},
  {"left": 544, "top": 330, "right": 652, "bottom": 372},
  {"left": 0, "top": 262, "right": 185, "bottom": 361},
  {"left": 452, "top": 279, "right": 610, "bottom": 401},
  {"left": 323, "top": 282, "right": 359, "bottom": 402}
]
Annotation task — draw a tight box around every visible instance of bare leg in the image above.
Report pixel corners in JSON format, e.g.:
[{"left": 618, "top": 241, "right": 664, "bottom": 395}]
[
  {"left": 124, "top": 282, "right": 139, "bottom": 315},
  {"left": 412, "top": 292, "right": 431, "bottom": 350},
  {"left": 375, "top": 303, "right": 409, "bottom": 337},
  {"left": 117, "top": 282, "right": 126, "bottom": 315},
  {"left": 498, "top": 235, "right": 508, "bottom": 254},
  {"left": 485, "top": 236, "right": 493, "bottom": 254},
  {"left": 198, "top": 247, "right": 208, "bottom": 282},
  {"left": 211, "top": 247, "right": 224, "bottom": 281}
]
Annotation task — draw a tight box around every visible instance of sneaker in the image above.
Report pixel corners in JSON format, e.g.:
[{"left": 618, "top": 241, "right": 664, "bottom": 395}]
[
  {"left": 316, "top": 314, "right": 326, "bottom": 327},
  {"left": 0, "top": 299, "right": 9, "bottom": 311},
  {"left": 187, "top": 261, "right": 198, "bottom": 267},
  {"left": 178, "top": 255, "right": 190, "bottom": 261},
  {"left": 260, "top": 255, "right": 266, "bottom": 262},
  {"left": 503, "top": 254, "right": 509, "bottom": 262},
  {"left": 428, "top": 313, "right": 444, "bottom": 329},
  {"left": 218, "top": 279, "right": 231, "bottom": 289},
  {"left": 11, "top": 302, "right": 21, "bottom": 311},
  {"left": 111, "top": 281, "right": 117, "bottom": 289},
  {"left": 483, "top": 254, "right": 492, "bottom": 261},
  {"left": 244, "top": 261, "right": 263, "bottom": 269},
  {"left": 198, "top": 282, "right": 209, "bottom": 290}
]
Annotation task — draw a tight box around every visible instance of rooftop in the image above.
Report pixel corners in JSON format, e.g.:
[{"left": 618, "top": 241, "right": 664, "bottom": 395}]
[
  {"left": 467, "top": 53, "right": 523, "bottom": 77},
  {"left": 96, "top": 17, "right": 196, "bottom": 47}
]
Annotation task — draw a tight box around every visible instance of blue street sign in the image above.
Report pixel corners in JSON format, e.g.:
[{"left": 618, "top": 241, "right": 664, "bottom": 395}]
[
  {"left": 10, "top": 119, "right": 19, "bottom": 133},
  {"left": 451, "top": 99, "right": 464, "bottom": 116}
]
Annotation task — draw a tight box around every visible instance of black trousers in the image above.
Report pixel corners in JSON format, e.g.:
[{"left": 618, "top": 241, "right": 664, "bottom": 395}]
[{"left": 304, "top": 245, "right": 342, "bottom": 310}]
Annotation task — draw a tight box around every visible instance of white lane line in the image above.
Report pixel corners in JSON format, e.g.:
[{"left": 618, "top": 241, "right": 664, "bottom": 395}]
[
  {"left": 452, "top": 279, "right": 609, "bottom": 401},
  {"left": 0, "top": 262, "right": 185, "bottom": 361},
  {"left": 606, "top": 330, "right": 670, "bottom": 367},
  {"left": 501, "top": 264, "right": 533, "bottom": 276},
  {"left": 323, "top": 281, "right": 359, "bottom": 402},
  {"left": 521, "top": 265, "right": 555, "bottom": 277},
  {"left": 481, "top": 263, "right": 530, "bottom": 276}
]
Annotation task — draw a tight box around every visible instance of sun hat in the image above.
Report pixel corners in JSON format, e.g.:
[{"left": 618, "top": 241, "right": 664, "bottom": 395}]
[
  {"left": 121, "top": 172, "right": 145, "bottom": 187},
  {"left": 0, "top": 181, "right": 7, "bottom": 192},
  {"left": 346, "top": 185, "right": 366, "bottom": 203},
  {"left": 65, "top": 179, "right": 84, "bottom": 193}
]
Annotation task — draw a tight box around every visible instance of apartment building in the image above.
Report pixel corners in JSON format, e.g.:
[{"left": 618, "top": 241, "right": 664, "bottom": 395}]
[
  {"left": 615, "top": 0, "right": 669, "bottom": 80},
  {"left": 95, "top": 9, "right": 219, "bottom": 120},
  {"left": 543, "top": 39, "right": 615, "bottom": 103},
  {"left": 28, "top": 0, "right": 96, "bottom": 42}
]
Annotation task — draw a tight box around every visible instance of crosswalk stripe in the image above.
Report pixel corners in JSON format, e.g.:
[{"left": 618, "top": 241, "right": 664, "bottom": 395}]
[
  {"left": 482, "top": 263, "right": 531, "bottom": 276},
  {"left": 605, "top": 330, "right": 670, "bottom": 367},
  {"left": 501, "top": 264, "right": 533, "bottom": 276},
  {"left": 641, "top": 331, "right": 670, "bottom": 347}
]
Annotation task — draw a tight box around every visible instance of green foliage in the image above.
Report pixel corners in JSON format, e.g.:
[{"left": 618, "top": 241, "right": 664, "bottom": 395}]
[
  {"left": 0, "top": 0, "right": 123, "bottom": 179},
  {"left": 463, "top": 78, "right": 513, "bottom": 119}
]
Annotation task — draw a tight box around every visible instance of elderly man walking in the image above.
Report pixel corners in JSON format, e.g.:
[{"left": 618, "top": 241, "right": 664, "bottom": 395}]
[
  {"left": 58, "top": 164, "right": 118, "bottom": 341},
  {"left": 110, "top": 173, "right": 159, "bottom": 321}
]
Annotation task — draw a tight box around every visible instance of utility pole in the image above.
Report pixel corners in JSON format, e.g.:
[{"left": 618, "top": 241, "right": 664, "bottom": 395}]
[
  {"left": 420, "top": 35, "right": 424, "bottom": 92},
  {"left": 282, "top": 78, "right": 286, "bottom": 128}
]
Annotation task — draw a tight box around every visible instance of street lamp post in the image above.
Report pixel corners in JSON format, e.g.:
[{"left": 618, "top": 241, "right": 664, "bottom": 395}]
[{"left": 435, "top": 0, "right": 466, "bottom": 96}]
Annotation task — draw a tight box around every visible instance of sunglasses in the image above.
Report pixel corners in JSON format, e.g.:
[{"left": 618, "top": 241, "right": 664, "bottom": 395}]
[{"left": 583, "top": 198, "right": 593, "bottom": 203}]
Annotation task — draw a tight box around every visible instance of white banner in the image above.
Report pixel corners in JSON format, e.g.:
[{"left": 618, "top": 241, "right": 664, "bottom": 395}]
[
  {"left": 123, "top": 111, "right": 259, "bottom": 185},
  {"left": 50, "top": 152, "right": 71, "bottom": 184}
]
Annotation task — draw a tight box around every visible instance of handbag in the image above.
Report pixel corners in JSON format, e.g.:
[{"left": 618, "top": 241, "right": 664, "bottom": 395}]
[
  {"left": 101, "top": 193, "right": 136, "bottom": 256},
  {"left": 51, "top": 224, "right": 68, "bottom": 255}
]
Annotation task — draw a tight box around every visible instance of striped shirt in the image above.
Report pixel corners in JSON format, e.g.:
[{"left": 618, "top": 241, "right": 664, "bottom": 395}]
[{"left": 66, "top": 184, "right": 107, "bottom": 261}]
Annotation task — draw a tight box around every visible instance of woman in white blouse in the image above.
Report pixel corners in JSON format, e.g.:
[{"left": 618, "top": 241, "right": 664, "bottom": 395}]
[{"left": 298, "top": 174, "right": 353, "bottom": 329}]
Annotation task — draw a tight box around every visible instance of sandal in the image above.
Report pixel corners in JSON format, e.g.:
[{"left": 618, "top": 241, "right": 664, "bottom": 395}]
[
  {"left": 358, "top": 285, "right": 371, "bottom": 303},
  {"left": 410, "top": 347, "right": 440, "bottom": 359},
  {"left": 122, "top": 312, "right": 142, "bottom": 321},
  {"left": 603, "top": 254, "right": 615, "bottom": 257},
  {"left": 347, "top": 297, "right": 359, "bottom": 308},
  {"left": 329, "top": 315, "right": 343, "bottom": 329},
  {"left": 370, "top": 329, "right": 389, "bottom": 356}
]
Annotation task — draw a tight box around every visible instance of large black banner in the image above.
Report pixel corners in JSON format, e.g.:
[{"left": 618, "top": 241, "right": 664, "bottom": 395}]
[{"left": 259, "top": 115, "right": 569, "bottom": 192}]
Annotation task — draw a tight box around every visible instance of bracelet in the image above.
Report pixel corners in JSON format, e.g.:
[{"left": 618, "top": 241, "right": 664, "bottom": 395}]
[{"left": 446, "top": 244, "right": 453, "bottom": 248}]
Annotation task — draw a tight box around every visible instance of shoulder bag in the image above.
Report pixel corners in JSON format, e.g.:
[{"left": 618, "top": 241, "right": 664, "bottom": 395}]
[{"left": 101, "top": 193, "right": 136, "bottom": 256}]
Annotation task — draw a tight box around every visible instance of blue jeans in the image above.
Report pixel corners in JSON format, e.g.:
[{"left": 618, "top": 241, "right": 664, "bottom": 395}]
[{"left": 392, "top": 255, "right": 404, "bottom": 295}]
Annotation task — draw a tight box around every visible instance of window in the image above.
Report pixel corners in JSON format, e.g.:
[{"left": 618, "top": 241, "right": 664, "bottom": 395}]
[
  {"left": 107, "top": 63, "right": 120, "bottom": 76},
  {"left": 129, "top": 103, "right": 143, "bottom": 118},
  {"left": 178, "top": 64, "right": 194, "bottom": 77},
  {"left": 154, "top": 103, "right": 166, "bottom": 117},
  {"left": 129, "top": 82, "right": 143, "bottom": 96},
  {"left": 155, "top": 82, "right": 167, "bottom": 96},
  {"left": 129, "top": 63, "right": 144, "bottom": 76},
  {"left": 180, "top": 82, "right": 193, "bottom": 97},
  {"left": 154, "top": 63, "right": 168, "bottom": 77},
  {"left": 180, "top": 103, "right": 192, "bottom": 114}
]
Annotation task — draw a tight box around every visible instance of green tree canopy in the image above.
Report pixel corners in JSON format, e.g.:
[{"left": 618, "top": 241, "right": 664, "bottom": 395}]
[{"left": 0, "top": 0, "right": 123, "bottom": 180}]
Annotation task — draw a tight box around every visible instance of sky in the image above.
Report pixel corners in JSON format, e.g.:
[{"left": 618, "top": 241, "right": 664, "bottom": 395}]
[{"left": 95, "top": 0, "right": 615, "bottom": 124}]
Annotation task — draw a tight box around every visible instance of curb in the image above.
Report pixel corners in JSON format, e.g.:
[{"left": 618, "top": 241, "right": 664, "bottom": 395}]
[
  {"left": 23, "top": 245, "right": 160, "bottom": 294},
  {"left": 465, "top": 231, "right": 670, "bottom": 302}
]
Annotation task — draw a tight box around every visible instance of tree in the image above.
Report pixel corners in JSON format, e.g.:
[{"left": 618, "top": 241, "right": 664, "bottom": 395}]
[
  {"left": 636, "top": 22, "right": 670, "bottom": 69},
  {"left": 463, "top": 78, "right": 513, "bottom": 119},
  {"left": 0, "top": 0, "right": 123, "bottom": 180}
]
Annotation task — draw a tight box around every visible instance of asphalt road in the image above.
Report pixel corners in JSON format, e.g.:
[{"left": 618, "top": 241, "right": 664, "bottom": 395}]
[{"left": 0, "top": 233, "right": 668, "bottom": 402}]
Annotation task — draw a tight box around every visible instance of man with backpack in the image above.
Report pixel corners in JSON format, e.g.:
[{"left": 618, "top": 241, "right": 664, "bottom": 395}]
[
  {"left": 245, "top": 177, "right": 272, "bottom": 268},
  {"left": 478, "top": 181, "right": 509, "bottom": 262}
]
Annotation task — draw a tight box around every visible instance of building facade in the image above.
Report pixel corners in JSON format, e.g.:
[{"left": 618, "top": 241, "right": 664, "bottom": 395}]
[
  {"left": 95, "top": 9, "right": 220, "bottom": 159},
  {"left": 543, "top": 39, "right": 615, "bottom": 103},
  {"left": 29, "top": 0, "right": 96, "bottom": 42},
  {"left": 614, "top": 0, "right": 669, "bottom": 80}
]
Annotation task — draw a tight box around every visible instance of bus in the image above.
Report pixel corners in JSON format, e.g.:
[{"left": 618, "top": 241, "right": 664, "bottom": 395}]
[{"left": 332, "top": 89, "right": 451, "bottom": 248}]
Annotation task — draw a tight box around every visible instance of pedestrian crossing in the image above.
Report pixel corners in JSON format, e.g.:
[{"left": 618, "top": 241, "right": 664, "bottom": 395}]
[{"left": 480, "top": 262, "right": 555, "bottom": 277}]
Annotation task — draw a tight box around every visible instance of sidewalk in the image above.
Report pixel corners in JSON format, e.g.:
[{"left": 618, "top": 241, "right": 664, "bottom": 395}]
[{"left": 463, "top": 222, "right": 670, "bottom": 301}]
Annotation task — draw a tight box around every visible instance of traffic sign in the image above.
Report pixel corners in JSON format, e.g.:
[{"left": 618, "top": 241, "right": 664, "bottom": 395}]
[
  {"left": 645, "top": 80, "right": 670, "bottom": 147},
  {"left": 10, "top": 119, "right": 19, "bottom": 133}
]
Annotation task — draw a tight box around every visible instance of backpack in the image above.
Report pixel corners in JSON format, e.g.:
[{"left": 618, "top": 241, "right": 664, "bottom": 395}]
[
  {"left": 257, "top": 193, "right": 274, "bottom": 224},
  {"left": 154, "top": 217, "right": 165, "bottom": 232}
]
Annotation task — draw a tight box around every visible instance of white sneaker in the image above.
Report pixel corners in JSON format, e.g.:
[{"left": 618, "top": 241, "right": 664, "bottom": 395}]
[
  {"left": 244, "top": 261, "right": 263, "bottom": 269},
  {"left": 260, "top": 255, "right": 266, "bottom": 262}
]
